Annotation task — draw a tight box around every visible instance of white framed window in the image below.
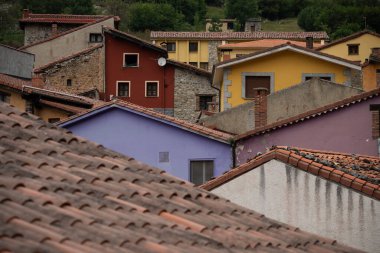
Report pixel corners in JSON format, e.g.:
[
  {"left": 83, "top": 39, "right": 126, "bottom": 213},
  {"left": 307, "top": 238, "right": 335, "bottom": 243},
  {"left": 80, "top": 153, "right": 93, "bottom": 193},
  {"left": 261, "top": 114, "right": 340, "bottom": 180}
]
[
  {"left": 89, "top": 33, "right": 103, "bottom": 43},
  {"left": 145, "top": 81, "right": 159, "bottom": 97},
  {"left": 189, "top": 160, "right": 214, "bottom": 186},
  {"left": 116, "top": 81, "right": 130, "bottom": 97},
  {"left": 123, "top": 53, "right": 139, "bottom": 67}
]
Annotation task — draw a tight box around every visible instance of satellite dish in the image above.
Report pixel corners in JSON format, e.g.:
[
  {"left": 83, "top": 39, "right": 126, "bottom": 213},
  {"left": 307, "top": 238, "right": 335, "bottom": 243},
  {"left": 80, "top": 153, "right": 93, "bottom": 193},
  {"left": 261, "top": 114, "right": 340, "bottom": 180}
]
[{"left": 158, "top": 57, "right": 167, "bottom": 67}]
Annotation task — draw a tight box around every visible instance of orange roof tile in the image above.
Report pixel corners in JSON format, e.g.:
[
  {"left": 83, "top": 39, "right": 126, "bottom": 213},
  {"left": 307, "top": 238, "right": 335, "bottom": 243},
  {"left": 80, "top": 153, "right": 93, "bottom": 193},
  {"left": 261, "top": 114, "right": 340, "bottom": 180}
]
[
  {"left": 0, "top": 101, "right": 362, "bottom": 252},
  {"left": 201, "top": 146, "right": 380, "bottom": 200},
  {"left": 218, "top": 39, "right": 321, "bottom": 49}
]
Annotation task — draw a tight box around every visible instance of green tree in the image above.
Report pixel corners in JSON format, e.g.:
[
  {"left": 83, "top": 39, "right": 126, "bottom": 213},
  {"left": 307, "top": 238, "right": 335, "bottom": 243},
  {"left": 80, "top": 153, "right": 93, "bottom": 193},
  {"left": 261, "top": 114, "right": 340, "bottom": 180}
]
[
  {"left": 20, "top": 0, "right": 94, "bottom": 14},
  {"left": 225, "top": 0, "right": 259, "bottom": 31}
]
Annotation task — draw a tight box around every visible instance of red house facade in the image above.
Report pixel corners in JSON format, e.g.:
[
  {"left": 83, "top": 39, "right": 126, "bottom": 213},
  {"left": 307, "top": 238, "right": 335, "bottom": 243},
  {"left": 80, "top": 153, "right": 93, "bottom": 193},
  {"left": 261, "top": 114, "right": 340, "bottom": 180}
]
[{"left": 104, "top": 28, "right": 175, "bottom": 115}]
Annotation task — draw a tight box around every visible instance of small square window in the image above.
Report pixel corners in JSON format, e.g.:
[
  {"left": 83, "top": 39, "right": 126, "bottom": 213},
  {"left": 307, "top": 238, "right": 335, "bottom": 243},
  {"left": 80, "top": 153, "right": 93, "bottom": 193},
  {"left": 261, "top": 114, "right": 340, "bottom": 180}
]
[
  {"left": 166, "top": 42, "right": 176, "bottom": 52},
  {"left": 227, "top": 22, "right": 234, "bottom": 30},
  {"left": 146, "top": 81, "right": 158, "bottom": 97},
  {"left": 89, "top": 33, "right": 103, "bottom": 43},
  {"left": 189, "top": 42, "right": 198, "bottom": 52},
  {"left": 190, "top": 160, "right": 214, "bottom": 186},
  {"left": 117, "top": 82, "right": 130, "bottom": 97},
  {"left": 348, "top": 44, "right": 359, "bottom": 55},
  {"left": 124, "top": 53, "right": 139, "bottom": 67},
  {"left": 159, "top": 152, "right": 169, "bottom": 163},
  {"left": 200, "top": 62, "right": 208, "bottom": 70},
  {"left": 0, "top": 92, "right": 10, "bottom": 103},
  {"left": 198, "top": 95, "right": 213, "bottom": 111},
  {"left": 66, "top": 79, "right": 72, "bottom": 86},
  {"left": 48, "top": 118, "right": 60, "bottom": 123}
]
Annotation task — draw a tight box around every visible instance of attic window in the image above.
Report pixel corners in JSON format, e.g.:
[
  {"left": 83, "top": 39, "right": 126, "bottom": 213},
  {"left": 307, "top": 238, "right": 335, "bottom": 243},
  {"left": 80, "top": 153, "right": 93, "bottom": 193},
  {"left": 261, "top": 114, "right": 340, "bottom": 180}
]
[
  {"left": 123, "top": 53, "right": 139, "bottom": 67},
  {"left": 348, "top": 44, "right": 359, "bottom": 55},
  {"left": 89, "top": 33, "right": 103, "bottom": 43}
]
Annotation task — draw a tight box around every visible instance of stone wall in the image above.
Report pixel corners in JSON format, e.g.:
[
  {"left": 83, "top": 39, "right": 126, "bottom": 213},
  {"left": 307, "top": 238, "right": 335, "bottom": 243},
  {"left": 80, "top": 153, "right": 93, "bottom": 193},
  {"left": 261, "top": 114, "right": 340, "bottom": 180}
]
[
  {"left": 208, "top": 41, "right": 222, "bottom": 71},
  {"left": 24, "top": 24, "right": 78, "bottom": 46},
  {"left": 174, "top": 68, "right": 218, "bottom": 122},
  {"left": 38, "top": 46, "right": 104, "bottom": 94}
]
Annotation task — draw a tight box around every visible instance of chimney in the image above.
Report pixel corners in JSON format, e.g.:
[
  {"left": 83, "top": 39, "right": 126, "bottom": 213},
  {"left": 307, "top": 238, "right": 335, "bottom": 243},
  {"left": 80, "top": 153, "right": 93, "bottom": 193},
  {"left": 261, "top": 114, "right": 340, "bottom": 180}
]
[
  {"left": 32, "top": 74, "right": 44, "bottom": 88},
  {"left": 52, "top": 23, "right": 58, "bottom": 35},
  {"left": 22, "top": 9, "right": 30, "bottom": 18},
  {"left": 306, "top": 36, "right": 313, "bottom": 49},
  {"left": 254, "top": 89, "right": 268, "bottom": 128}
]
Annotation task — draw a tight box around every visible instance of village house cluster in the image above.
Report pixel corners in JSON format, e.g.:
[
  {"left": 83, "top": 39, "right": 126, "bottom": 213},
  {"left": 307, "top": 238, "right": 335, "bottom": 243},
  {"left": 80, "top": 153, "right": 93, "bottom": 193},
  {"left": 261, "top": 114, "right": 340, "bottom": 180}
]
[{"left": 0, "top": 9, "right": 379, "bottom": 252}]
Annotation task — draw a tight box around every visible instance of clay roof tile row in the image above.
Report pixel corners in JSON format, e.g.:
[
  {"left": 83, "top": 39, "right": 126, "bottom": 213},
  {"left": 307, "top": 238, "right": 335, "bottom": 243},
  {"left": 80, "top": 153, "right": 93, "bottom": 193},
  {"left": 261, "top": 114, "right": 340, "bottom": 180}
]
[{"left": 0, "top": 103, "right": 362, "bottom": 252}]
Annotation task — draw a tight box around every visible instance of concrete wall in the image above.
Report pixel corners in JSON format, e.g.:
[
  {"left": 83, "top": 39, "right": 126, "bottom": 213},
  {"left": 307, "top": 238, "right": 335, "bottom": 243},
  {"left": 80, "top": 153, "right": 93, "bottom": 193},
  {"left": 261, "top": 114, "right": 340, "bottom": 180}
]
[
  {"left": 38, "top": 46, "right": 104, "bottom": 94},
  {"left": 236, "top": 95, "right": 380, "bottom": 164},
  {"left": 24, "top": 18, "right": 114, "bottom": 68},
  {"left": 0, "top": 45, "right": 34, "bottom": 79},
  {"left": 62, "top": 107, "right": 232, "bottom": 182},
  {"left": 201, "top": 78, "right": 363, "bottom": 134},
  {"left": 211, "top": 160, "right": 379, "bottom": 253},
  {"left": 174, "top": 67, "right": 218, "bottom": 122}
]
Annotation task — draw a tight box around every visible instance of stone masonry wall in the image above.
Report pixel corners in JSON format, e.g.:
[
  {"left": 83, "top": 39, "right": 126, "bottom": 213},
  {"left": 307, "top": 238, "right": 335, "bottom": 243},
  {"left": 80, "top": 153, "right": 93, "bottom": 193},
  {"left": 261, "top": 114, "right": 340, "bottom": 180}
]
[
  {"left": 174, "top": 68, "right": 218, "bottom": 122},
  {"left": 38, "top": 46, "right": 104, "bottom": 94},
  {"left": 208, "top": 41, "right": 222, "bottom": 71},
  {"left": 24, "top": 24, "right": 79, "bottom": 46}
]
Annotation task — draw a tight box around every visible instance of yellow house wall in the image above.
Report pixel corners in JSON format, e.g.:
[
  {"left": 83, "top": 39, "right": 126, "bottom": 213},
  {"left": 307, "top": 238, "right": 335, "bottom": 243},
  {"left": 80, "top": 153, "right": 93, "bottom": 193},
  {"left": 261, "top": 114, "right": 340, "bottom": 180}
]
[
  {"left": 220, "top": 48, "right": 262, "bottom": 61},
  {"left": 319, "top": 34, "right": 380, "bottom": 63},
  {"left": 0, "top": 89, "right": 26, "bottom": 111},
  {"left": 222, "top": 50, "right": 350, "bottom": 109},
  {"left": 35, "top": 106, "right": 70, "bottom": 122},
  {"left": 363, "top": 62, "right": 380, "bottom": 91}
]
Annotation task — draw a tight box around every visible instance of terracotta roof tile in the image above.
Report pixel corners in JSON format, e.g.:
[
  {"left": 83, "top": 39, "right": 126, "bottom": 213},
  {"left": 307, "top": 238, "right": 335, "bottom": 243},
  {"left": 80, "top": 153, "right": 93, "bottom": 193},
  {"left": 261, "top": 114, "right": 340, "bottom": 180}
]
[
  {"left": 0, "top": 73, "right": 31, "bottom": 90},
  {"left": 151, "top": 31, "right": 329, "bottom": 40},
  {"left": 58, "top": 99, "right": 233, "bottom": 143},
  {"left": 201, "top": 146, "right": 380, "bottom": 200},
  {"left": 0, "top": 102, "right": 363, "bottom": 252},
  {"left": 317, "top": 30, "right": 380, "bottom": 51},
  {"left": 236, "top": 87, "right": 380, "bottom": 141},
  {"left": 218, "top": 39, "right": 321, "bottom": 49}
]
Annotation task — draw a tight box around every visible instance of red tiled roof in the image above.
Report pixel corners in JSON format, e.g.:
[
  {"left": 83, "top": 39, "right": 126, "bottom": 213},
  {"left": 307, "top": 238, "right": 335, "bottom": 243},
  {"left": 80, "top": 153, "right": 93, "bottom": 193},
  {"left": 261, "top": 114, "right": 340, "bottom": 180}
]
[
  {"left": 0, "top": 73, "right": 31, "bottom": 90},
  {"left": 34, "top": 44, "right": 103, "bottom": 73},
  {"left": 201, "top": 146, "right": 380, "bottom": 200},
  {"left": 19, "top": 16, "right": 114, "bottom": 50},
  {"left": 39, "top": 99, "right": 87, "bottom": 114},
  {"left": 215, "top": 43, "right": 361, "bottom": 68},
  {"left": 218, "top": 39, "right": 321, "bottom": 49},
  {"left": 58, "top": 99, "right": 233, "bottom": 143},
  {"left": 151, "top": 31, "right": 329, "bottom": 40},
  {"left": 236, "top": 87, "right": 380, "bottom": 141},
  {"left": 0, "top": 102, "right": 362, "bottom": 252},
  {"left": 317, "top": 30, "right": 380, "bottom": 51},
  {"left": 19, "top": 12, "right": 120, "bottom": 26}
]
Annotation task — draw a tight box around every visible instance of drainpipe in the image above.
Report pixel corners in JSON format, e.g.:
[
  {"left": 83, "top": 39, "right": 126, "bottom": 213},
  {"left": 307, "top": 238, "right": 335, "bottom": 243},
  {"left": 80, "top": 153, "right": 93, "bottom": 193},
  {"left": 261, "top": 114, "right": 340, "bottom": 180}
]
[{"left": 230, "top": 138, "right": 237, "bottom": 168}]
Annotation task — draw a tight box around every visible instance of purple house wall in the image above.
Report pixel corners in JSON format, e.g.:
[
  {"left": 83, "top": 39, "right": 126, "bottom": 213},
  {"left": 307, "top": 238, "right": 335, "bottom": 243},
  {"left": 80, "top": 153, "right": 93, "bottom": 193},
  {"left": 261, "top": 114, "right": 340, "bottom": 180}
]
[
  {"left": 59, "top": 105, "right": 232, "bottom": 182},
  {"left": 236, "top": 95, "right": 380, "bottom": 165}
]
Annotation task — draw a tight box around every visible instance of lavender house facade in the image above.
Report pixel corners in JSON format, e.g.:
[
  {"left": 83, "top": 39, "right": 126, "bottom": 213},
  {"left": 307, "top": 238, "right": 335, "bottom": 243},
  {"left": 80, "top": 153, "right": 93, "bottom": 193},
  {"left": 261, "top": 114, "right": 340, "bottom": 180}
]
[
  {"left": 235, "top": 88, "right": 380, "bottom": 165},
  {"left": 58, "top": 101, "right": 233, "bottom": 184}
]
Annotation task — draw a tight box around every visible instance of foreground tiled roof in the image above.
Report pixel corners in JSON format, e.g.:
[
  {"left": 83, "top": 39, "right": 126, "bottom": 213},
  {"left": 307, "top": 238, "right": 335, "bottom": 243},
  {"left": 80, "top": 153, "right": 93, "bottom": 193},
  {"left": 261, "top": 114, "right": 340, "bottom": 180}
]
[
  {"left": 151, "top": 31, "right": 329, "bottom": 40},
  {"left": 317, "top": 30, "right": 380, "bottom": 51},
  {"left": 58, "top": 100, "right": 233, "bottom": 143},
  {"left": 201, "top": 146, "right": 380, "bottom": 200},
  {"left": 236, "top": 87, "right": 380, "bottom": 141},
  {"left": 0, "top": 102, "right": 361, "bottom": 252},
  {"left": 34, "top": 44, "right": 103, "bottom": 73},
  {"left": 218, "top": 39, "right": 321, "bottom": 49}
]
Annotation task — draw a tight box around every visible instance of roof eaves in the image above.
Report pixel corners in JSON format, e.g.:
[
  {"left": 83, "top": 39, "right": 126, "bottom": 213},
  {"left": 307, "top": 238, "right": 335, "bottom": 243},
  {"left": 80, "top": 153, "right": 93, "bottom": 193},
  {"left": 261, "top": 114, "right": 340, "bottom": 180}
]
[{"left": 317, "top": 30, "right": 380, "bottom": 51}]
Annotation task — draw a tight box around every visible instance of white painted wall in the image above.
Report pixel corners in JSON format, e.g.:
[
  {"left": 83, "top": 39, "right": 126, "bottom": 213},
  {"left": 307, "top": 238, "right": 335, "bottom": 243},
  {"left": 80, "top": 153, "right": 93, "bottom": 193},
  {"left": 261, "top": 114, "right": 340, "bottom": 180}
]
[
  {"left": 24, "top": 18, "right": 114, "bottom": 68},
  {"left": 212, "top": 160, "right": 379, "bottom": 252}
]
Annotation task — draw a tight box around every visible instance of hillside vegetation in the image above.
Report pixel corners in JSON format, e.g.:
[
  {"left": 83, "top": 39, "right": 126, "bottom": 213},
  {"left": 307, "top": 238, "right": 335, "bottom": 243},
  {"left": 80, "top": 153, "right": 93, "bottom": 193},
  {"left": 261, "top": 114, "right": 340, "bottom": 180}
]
[{"left": 1, "top": 0, "right": 379, "bottom": 47}]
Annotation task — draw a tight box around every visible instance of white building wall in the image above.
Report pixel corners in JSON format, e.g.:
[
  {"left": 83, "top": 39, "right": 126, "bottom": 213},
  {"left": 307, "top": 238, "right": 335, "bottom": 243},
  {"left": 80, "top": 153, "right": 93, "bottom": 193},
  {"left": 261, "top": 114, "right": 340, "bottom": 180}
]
[{"left": 212, "top": 159, "right": 379, "bottom": 252}]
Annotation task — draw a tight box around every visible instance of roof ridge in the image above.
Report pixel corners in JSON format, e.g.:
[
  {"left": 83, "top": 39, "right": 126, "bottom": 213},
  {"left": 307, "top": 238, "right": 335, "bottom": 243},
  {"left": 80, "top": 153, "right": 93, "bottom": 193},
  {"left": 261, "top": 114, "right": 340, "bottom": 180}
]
[
  {"left": 317, "top": 30, "right": 380, "bottom": 51},
  {"left": 34, "top": 44, "right": 103, "bottom": 73},
  {"left": 236, "top": 87, "right": 380, "bottom": 141}
]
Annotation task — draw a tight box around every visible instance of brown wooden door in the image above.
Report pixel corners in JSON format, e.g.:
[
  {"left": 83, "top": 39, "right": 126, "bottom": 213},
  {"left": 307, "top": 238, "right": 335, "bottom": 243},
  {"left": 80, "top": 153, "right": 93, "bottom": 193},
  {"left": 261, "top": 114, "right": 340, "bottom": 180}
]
[{"left": 245, "top": 76, "right": 270, "bottom": 98}]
